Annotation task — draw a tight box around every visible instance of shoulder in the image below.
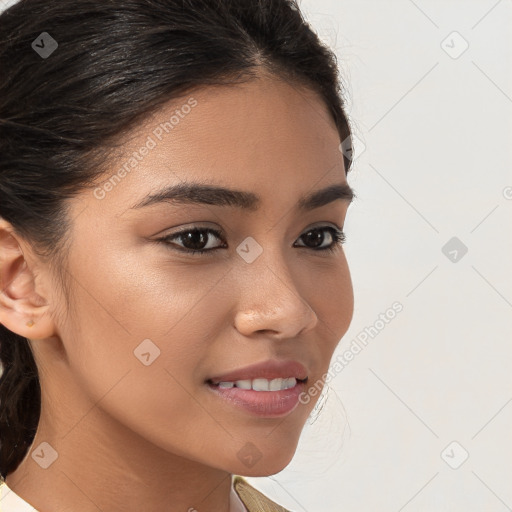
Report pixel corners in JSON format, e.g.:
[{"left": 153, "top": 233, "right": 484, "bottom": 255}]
[{"left": 232, "top": 475, "right": 293, "bottom": 512}]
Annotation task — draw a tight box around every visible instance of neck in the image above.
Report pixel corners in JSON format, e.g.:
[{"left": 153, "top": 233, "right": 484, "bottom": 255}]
[{"left": 7, "top": 410, "right": 234, "bottom": 512}]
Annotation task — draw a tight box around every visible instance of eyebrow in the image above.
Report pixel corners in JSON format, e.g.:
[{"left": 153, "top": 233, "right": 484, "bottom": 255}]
[{"left": 130, "top": 181, "right": 355, "bottom": 211}]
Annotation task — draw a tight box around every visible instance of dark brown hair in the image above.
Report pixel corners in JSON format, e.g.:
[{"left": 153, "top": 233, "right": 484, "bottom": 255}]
[{"left": 0, "top": 0, "right": 353, "bottom": 480}]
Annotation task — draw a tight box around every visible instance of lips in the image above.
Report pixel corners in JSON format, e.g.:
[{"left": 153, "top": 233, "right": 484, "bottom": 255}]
[
  {"left": 206, "top": 379, "right": 307, "bottom": 417},
  {"left": 206, "top": 359, "right": 308, "bottom": 385}
]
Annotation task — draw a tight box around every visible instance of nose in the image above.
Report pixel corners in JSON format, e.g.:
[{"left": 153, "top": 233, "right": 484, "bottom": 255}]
[{"left": 233, "top": 261, "right": 318, "bottom": 340}]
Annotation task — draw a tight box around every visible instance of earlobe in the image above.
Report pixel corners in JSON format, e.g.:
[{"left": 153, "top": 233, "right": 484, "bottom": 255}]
[{"left": 0, "top": 219, "right": 56, "bottom": 340}]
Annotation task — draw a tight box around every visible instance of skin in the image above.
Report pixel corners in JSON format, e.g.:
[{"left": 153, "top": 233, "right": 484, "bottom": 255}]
[{"left": 0, "top": 72, "right": 354, "bottom": 512}]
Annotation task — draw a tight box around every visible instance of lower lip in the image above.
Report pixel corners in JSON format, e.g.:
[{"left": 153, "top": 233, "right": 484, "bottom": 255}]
[{"left": 206, "top": 380, "right": 307, "bottom": 418}]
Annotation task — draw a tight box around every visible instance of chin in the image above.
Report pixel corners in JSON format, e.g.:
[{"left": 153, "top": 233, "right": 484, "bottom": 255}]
[
  {"left": 233, "top": 447, "right": 297, "bottom": 477},
  {"left": 235, "top": 464, "right": 290, "bottom": 478}
]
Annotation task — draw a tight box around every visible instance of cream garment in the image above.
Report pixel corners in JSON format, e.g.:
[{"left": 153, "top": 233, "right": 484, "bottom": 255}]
[
  {"left": 0, "top": 475, "right": 291, "bottom": 512},
  {"left": 0, "top": 481, "right": 37, "bottom": 512}
]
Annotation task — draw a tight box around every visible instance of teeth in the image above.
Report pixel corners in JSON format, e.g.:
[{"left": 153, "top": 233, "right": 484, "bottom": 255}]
[
  {"left": 235, "top": 379, "right": 252, "bottom": 390},
  {"left": 215, "top": 377, "right": 298, "bottom": 391},
  {"left": 269, "top": 378, "right": 283, "bottom": 391},
  {"left": 218, "top": 381, "right": 235, "bottom": 389}
]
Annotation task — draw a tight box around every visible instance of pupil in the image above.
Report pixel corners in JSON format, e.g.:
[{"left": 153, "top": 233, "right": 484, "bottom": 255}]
[
  {"left": 184, "top": 230, "right": 206, "bottom": 250},
  {"left": 304, "top": 229, "right": 323, "bottom": 248}
]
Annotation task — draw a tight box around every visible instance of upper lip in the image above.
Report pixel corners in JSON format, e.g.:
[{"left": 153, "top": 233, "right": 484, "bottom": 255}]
[{"left": 207, "top": 359, "right": 309, "bottom": 384}]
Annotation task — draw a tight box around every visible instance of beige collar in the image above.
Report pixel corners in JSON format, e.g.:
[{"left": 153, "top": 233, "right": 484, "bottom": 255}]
[{"left": 231, "top": 475, "right": 291, "bottom": 512}]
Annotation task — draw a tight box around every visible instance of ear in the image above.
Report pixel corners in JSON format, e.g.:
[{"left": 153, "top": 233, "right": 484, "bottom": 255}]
[{"left": 0, "top": 218, "right": 56, "bottom": 340}]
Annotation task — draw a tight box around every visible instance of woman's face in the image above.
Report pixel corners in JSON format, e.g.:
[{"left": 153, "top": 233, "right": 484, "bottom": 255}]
[{"left": 33, "top": 74, "right": 354, "bottom": 477}]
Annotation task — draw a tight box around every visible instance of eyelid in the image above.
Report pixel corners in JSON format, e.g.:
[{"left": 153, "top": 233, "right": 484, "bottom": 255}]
[
  {"left": 304, "top": 221, "right": 343, "bottom": 231},
  {"left": 159, "top": 221, "right": 343, "bottom": 239}
]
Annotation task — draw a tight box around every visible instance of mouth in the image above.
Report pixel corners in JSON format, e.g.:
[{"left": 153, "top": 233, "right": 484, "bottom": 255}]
[
  {"left": 205, "top": 377, "right": 309, "bottom": 417},
  {"left": 206, "top": 376, "right": 309, "bottom": 390},
  {"left": 205, "top": 358, "right": 309, "bottom": 385}
]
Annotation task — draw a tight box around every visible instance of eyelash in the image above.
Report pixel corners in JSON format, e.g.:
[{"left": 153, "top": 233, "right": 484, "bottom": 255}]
[{"left": 157, "top": 226, "right": 347, "bottom": 256}]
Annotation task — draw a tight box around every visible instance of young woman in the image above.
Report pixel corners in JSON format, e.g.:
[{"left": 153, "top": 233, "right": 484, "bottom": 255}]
[{"left": 0, "top": 0, "right": 355, "bottom": 510}]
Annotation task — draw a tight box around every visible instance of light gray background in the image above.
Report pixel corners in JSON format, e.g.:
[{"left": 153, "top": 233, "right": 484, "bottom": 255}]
[{"left": 0, "top": 0, "right": 510, "bottom": 510}]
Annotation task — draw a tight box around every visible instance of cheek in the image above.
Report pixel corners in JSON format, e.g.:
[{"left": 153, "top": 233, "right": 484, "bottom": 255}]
[
  {"left": 305, "top": 254, "right": 354, "bottom": 337},
  {"left": 60, "top": 251, "right": 230, "bottom": 396},
  {"left": 325, "top": 263, "right": 354, "bottom": 336},
  {"left": 56, "top": 261, "right": 232, "bottom": 458},
  {"left": 303, "top": 256, "right": 354, "bottom": 385}
]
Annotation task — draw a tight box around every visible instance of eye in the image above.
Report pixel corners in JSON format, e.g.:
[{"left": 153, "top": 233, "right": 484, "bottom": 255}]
[
  {"left": 157, "top": 225, "right": 346, "bottom": 256},
  {"left": 294, "top": 226, "right": 346, "bottom": 253},
  {"left": 158, "top": 227, "right": 226, "bottom": 255}
]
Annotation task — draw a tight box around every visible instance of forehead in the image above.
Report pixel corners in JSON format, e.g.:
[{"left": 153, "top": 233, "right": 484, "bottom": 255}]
[{"left": 87, "top": 75, "right": 347, "bottom": 215}]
